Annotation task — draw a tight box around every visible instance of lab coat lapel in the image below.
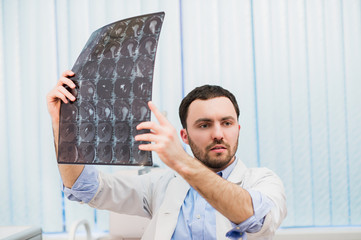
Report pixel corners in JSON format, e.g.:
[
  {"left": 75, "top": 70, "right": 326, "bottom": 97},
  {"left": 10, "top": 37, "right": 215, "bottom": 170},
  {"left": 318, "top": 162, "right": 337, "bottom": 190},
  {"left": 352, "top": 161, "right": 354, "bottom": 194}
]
[
  {"left": 154, "top": 174, "right": 190, "bottom": 240},
  {"left": 227, "top": 160, "right": 247, "bottom": 186}
]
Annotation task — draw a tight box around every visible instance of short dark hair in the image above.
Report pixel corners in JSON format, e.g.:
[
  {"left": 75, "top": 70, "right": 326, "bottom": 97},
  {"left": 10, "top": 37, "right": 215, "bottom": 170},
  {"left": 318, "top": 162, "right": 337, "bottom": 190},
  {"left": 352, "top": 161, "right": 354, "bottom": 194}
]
[{"left": 179, "top": 85, "right": 240, "bottom": 129}]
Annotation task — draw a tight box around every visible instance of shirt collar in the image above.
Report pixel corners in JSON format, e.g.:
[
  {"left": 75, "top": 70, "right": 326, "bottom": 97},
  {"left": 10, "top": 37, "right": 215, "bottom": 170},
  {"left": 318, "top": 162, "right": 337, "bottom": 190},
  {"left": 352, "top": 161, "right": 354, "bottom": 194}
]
[{"left": 217, "top": 157, "right": 238, "bottom": 180}]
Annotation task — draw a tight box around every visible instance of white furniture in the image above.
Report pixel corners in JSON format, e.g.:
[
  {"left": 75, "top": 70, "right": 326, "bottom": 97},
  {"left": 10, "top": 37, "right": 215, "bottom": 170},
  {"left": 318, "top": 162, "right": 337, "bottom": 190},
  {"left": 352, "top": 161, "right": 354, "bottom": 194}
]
[
  {"left": 274, "top": 227, "right": 361, "bottom": 240},
  {"left": 0, "top": 226, "right": 42, "bottom": 240}
]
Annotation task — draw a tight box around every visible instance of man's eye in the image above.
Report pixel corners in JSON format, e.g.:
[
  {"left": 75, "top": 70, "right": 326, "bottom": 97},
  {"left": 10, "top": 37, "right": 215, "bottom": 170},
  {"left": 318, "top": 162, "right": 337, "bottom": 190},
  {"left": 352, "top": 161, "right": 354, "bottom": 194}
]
[
  {"left": 224, "top": 122, "right": 232, "bottom": 126},
  {"left": 200, "top": 124, "right": 208, "bottom": 128}
]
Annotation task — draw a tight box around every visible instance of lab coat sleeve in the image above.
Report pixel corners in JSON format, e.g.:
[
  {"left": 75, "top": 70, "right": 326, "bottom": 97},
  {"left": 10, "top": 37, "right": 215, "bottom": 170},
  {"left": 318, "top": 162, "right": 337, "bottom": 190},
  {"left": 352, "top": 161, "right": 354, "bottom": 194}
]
[
  {"left": 245, "top": 168, "right": 287, "bottom": 239},
  {"left": 87, "top": 169, "right": 174, "bottom": 219},
  {"left": 62, "top": 165, "right": 99, "bottom": 203},
  {"left": 226, "top": 189, "right": 274, "bottom": 239}
]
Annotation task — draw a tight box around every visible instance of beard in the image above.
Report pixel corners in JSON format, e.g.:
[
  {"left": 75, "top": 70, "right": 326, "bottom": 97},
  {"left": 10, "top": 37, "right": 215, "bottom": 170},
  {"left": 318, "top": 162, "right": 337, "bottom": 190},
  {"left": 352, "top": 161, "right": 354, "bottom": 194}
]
[{"left": 187, "top": 134, "right": 238, "bottom": 170}]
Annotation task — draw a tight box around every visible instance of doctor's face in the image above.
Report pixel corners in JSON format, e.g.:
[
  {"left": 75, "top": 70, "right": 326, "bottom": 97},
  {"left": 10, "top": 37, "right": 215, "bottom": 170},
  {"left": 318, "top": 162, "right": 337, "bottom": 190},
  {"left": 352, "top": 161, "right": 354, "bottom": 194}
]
[{"left": 180, "top": 97, "right": 240, "bottom": 172}]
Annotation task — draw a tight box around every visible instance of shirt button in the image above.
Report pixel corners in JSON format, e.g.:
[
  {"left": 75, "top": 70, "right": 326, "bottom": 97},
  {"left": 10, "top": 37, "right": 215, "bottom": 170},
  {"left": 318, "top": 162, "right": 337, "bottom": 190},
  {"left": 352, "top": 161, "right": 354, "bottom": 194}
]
[
  {"left": 236, "top": 227, "right": 240, "bottom": 230},
  {"left": 196, "top": 215, "right": 201, "bottom": 219}
]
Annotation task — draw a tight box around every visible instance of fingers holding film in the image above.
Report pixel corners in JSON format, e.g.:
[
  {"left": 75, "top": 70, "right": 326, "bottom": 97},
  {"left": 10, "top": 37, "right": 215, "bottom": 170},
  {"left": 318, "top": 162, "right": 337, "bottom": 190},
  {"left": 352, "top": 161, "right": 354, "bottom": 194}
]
[
  {"left": 53, "top": 89, "right": 69, "bottom": 104},
  {"left": 57, "top": 71, "right": 76, "bottom": 91},
  {"left": 57, "top": 85, "right": 76, "bottom": 102},
  {"left": 55, "top": 71, "right": 77, "bottom": 102},
  {"left": 61, "top": 70, "right": 75, "bottom": 78},
  {"left": 57, "top": 76, "right": 76, "bottom": 90}
]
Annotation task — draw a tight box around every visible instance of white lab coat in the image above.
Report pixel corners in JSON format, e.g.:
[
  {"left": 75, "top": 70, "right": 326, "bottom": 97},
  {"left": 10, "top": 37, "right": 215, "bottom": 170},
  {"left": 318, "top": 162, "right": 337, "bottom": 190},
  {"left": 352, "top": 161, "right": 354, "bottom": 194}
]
[{"left": 88, "top": 160, "right": 287, "bottom": 240}]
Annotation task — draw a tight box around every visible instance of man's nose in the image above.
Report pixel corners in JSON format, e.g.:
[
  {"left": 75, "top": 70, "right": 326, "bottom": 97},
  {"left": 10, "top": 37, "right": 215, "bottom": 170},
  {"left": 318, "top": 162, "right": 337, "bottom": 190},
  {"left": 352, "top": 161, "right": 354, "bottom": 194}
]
[{"left": 211, "top": 124, "right": 224, "bottom": 141}]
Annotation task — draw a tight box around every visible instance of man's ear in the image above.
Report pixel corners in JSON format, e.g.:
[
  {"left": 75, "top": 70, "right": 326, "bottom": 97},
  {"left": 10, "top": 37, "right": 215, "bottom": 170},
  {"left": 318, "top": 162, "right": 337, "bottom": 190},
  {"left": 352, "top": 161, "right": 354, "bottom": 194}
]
[{"left": 180, "top": 129, "right": 189, "bottom": 145}]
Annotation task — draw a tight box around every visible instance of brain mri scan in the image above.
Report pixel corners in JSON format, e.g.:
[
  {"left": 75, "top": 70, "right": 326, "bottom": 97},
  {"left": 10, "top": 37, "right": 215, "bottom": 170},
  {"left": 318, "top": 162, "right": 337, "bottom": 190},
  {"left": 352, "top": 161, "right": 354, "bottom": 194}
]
[{"left": 58, "top": 12, "right": 165, "bottom": 165}]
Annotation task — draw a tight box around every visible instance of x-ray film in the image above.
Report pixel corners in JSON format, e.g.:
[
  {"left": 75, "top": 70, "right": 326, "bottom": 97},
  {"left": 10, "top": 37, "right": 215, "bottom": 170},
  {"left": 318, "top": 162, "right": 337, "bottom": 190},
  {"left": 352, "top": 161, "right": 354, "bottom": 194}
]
[{"left": 58, "top": 12, "right": 165, "bottom": 165}]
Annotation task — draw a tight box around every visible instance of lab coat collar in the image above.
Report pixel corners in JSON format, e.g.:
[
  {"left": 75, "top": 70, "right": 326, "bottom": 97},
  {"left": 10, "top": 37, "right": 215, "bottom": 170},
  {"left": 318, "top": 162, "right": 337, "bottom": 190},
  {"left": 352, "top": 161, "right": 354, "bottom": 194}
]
[{"left": 227, "top": 158, "right": 247, "bottom": 186}]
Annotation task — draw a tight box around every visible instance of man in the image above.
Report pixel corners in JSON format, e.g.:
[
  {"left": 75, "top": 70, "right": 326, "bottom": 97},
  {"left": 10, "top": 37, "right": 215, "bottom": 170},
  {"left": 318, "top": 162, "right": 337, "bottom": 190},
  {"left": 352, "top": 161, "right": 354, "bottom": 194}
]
[{"left": 47, "top": 70, "right": 287, "bottom": 240}]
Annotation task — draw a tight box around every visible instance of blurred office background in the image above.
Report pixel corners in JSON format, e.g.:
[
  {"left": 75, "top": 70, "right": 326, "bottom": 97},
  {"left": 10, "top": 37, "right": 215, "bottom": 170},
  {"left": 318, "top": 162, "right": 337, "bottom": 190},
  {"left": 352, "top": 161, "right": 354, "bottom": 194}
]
[{"left": 0, "top": 0, "right": 360, "bottom": 234}]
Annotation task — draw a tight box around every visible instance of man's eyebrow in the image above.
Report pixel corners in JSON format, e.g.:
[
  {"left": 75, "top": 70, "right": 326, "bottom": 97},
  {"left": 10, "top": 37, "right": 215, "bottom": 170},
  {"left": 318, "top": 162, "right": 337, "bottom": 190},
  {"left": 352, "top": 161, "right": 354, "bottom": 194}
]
[
  {"left": 193, "top": 116, "right": 236, "bottom": 125},
  {"left": 221, "top": 116, "right": 236, "bottom": 121},
  {"left": 194, "top": 118, "right": 213, "bottom": 125}
]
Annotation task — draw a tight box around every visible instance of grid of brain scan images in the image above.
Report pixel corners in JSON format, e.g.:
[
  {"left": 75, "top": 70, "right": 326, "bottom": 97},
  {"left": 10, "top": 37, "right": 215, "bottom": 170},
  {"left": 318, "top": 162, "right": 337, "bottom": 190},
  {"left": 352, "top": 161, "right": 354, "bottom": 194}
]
[{"left": 58, "top": 12, "right": 165, "bottom": 165}]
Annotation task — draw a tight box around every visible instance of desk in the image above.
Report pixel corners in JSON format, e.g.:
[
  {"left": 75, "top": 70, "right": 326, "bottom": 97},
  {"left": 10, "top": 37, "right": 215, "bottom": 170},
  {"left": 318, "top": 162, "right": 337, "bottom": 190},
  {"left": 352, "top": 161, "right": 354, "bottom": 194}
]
[{"left": 0, "top": 226, "right": 42, "bottom": 240}]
